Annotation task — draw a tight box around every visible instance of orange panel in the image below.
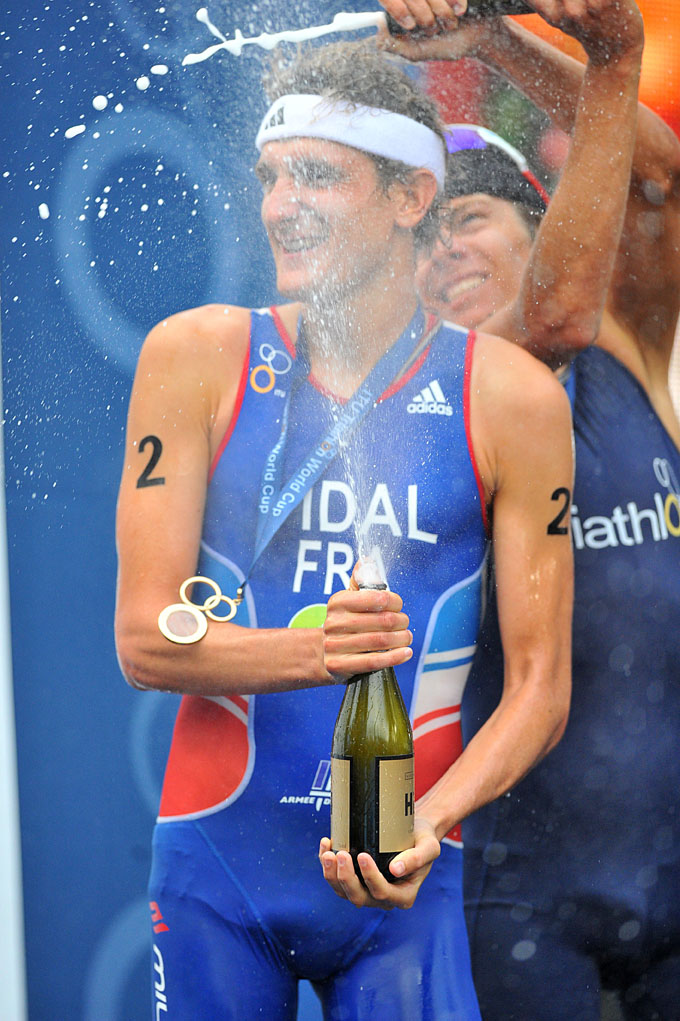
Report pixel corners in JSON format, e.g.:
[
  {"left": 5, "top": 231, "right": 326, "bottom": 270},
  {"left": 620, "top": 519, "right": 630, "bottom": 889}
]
[{"left": 515, "top": 1, "right": 680, "bottom": 134}]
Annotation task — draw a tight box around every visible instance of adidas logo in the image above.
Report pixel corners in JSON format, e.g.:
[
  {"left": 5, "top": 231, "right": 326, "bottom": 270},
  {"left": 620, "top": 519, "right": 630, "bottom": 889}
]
[{"left": 407, "top": 379, "right": 452, "bottom": 416}]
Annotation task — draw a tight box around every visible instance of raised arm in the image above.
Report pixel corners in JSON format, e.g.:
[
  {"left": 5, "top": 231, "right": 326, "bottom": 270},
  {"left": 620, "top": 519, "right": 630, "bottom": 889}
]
[
  {"left": 380, "top": 0, "right": 645, "bottom": 366},
  {"left": 508, "top": 0, "right": 644, "bottom": 364},
  {"left": 462, "top": 4, "right": 680, "bottom": 358},
  {"left": 455, "top": 8, "right": 680, "bottom": 192}
]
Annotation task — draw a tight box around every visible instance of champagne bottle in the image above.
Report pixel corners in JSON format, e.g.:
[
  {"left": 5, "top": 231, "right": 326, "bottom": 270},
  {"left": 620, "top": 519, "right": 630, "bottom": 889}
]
[{"left": 330, "top": 582, "right": 415, "bottom": 883}]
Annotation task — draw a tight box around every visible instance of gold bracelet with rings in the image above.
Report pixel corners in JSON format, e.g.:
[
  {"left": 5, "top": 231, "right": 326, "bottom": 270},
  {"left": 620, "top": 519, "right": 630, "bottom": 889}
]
[{"left": 158, "top": 575, "right": 239, "bottom": 645}]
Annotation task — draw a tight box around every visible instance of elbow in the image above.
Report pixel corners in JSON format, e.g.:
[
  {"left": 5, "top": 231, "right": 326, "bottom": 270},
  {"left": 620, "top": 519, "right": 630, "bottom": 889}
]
[
  {"left": 543, "top": 674, "right": 571, "bottom": 756},
  {"left": 520, "top": 289, "right": 601, "bottom": 367},
  {"left": 116, "top": 643, "right": 161, "bottom": 692},
  {"left": 527, "top": 316, "right": 598, "bottom": 369},
  {"left": 120, "top": 662, "right": 156, "bottom": 693},
  {"left": 554, "top": 318, "right": 599, "bottom": 354},
  {"left": 546, "top": 702, "right": 570, "bottom": 754},
  {"left": 115, "top": 614, "right": 169, "bottom": 692}
]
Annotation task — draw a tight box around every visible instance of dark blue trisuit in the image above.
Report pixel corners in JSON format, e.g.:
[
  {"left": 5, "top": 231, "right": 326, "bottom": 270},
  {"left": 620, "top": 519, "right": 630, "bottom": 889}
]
[
  {"left": 463, "top": 346, "right": 680, "bottom": 1020},
  {"left": 147, "top": 306, "right": 487, "bottom": 1020}
]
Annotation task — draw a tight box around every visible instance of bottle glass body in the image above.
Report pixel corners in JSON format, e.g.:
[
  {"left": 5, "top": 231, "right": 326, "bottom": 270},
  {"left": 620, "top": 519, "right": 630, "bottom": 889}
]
[{"left": 330, "top": 664, "right": 415, "bottom": 882}]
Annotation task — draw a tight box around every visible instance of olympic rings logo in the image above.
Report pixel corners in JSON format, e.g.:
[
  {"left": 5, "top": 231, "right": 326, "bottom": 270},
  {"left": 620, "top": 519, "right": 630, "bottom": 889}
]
[{"left": 250, "top": 342, "right": 293, "bottom": 394}]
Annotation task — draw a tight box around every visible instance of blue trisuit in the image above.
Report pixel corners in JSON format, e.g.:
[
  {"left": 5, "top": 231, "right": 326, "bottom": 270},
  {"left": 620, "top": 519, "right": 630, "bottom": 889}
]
[
  {"left": 148, "top": 306, "right": 488, "bottom": 1020},
  {"left": 463, "top": 347, "right": 680, "bottom": 1020}
]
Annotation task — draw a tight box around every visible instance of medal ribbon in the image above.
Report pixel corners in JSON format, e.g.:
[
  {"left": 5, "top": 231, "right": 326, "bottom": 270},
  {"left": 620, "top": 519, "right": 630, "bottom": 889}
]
[{"left": 236, "top": 306, "right": 441, "bottom": 601}]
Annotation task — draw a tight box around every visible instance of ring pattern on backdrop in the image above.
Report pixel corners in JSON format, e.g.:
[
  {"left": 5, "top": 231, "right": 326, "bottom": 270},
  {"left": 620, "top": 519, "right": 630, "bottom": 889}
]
[{"left": 52, "top": 108, "right": 248, "bottom": 375}]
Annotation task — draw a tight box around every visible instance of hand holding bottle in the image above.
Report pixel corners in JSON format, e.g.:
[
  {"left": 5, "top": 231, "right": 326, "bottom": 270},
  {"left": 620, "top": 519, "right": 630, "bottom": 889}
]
[
  {"left": 379, "top": 0, "right": 644, "bottom": 68},
  {"left": 319, "top": 816, "right": 441, "bottom": 910},
  {"left": 322, "top": 560, "right": 413, "bottom": 682},
  {"left": 377, "top": 0, "right": 484, "bottom": 64},
  {"left": 377, "top": 0, "right": 533, "bottom": 64}
]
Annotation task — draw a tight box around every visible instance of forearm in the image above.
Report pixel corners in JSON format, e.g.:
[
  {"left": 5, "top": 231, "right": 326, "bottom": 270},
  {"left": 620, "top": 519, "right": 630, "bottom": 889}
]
[
  {"left": 115, "top": 563, "right": 412, "bottom": 697},
  {"left": 515, "top": 48, "right": 641, "bottom": 363},
  {"left": 416, "top": 661, "right": 569, "bottom": 839},
  {"left": 474, "top": 19, "right": 584, "bottom": 130},
  {"left": 116, "top": 609, "right": 331, "bottom": 696},
  {"left": 474, "top": 18, "right": 678, "bottom": 185}
]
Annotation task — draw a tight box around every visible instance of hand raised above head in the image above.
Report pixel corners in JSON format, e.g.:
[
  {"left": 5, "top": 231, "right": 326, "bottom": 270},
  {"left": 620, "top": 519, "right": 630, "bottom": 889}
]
[
  {"left": 380, "top": 0, "right": 467, "bottom": 33},
  {"left": 377, "top": 1, "right": 547, "bottom": 64},
  {"left": 377, "top": 0, "right": 487, "bottom": 63},
  {"left": 526, "top": 0, "right": 644, "bottom": 63}
]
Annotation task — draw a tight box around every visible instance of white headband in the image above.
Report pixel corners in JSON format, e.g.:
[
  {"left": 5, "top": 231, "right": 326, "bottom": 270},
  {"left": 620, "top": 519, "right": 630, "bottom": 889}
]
[{"left": 255, "top": 93, "right": 446, "bottom": 191}]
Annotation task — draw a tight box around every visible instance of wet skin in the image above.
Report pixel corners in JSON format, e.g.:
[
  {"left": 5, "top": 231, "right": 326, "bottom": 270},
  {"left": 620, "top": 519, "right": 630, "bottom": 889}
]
[
  {"left": 256, "top": 137, "right": 405, "bottom": 305},
  {"left": 416, "top": 192, "right": 533, "bottom": 328}
]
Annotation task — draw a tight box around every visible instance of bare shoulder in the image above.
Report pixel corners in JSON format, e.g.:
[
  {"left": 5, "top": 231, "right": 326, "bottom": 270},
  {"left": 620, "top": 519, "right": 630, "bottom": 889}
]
[
  {"left": 472, "top": 331, "right": 570, "bottom": 420},
  {"left": 139, "top": 301, "right": 303, "bottom": 377},
  {"left": 128, "top": 302, "right": 302, "bottom": 458},
  {"left": 126, "top": 305, "right": 253, "bottom": 461},
  {"left": 138, "top": 303, "right": 252, "bottom": 379},
  {"left": 469, "top": 332, "right": 573, "bottom": 496}
]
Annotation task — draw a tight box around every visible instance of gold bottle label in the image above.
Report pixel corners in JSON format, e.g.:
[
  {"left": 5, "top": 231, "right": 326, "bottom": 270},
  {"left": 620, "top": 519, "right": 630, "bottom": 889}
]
[
  {"left": 330, "top": 755, "right": 350, "bottom": 851},
  {"left": 378, "top": 755, "right": 415, "bottom": 853}
]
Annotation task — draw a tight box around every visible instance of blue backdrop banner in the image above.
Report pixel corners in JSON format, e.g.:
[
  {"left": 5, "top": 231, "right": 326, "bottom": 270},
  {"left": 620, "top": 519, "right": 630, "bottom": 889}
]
[{"left": 0, "top": 2, "right": 378, "bottom": 1017}]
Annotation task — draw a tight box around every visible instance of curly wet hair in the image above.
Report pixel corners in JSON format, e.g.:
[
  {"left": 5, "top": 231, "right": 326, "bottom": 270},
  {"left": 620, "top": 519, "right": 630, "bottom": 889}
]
[{"left": 262, "top": 40, "right": 445, "bottom": 247}]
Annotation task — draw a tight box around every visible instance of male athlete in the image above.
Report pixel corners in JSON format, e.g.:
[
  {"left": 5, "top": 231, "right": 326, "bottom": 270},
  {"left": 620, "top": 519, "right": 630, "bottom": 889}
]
[
  {"left": 383, "top": 0, "right": 680, "bottom": 1016},
  {"left": 115, "top": 31, "right": 575, "bottom": 1021}
]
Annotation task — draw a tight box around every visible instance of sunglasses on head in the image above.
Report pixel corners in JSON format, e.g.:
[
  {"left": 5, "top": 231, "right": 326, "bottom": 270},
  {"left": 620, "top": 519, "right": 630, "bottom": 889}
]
[{"left": 444, "top": 123, "right": 551, "bottom": 207}]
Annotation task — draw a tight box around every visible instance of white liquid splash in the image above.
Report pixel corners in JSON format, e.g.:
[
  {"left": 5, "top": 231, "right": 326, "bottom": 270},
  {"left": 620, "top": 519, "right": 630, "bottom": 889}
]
[
  {"left": 355, "top": 551, "right": 387, "bottom": 588},
  {"left": 182, "top": 9, "right": 386, "bottom": 65}
]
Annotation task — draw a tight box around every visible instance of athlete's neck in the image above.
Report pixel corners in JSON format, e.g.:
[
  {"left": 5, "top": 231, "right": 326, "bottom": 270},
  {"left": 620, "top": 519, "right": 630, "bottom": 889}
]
[{"left": 301, "top": 287, "right": 420, "bottom": 399}]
